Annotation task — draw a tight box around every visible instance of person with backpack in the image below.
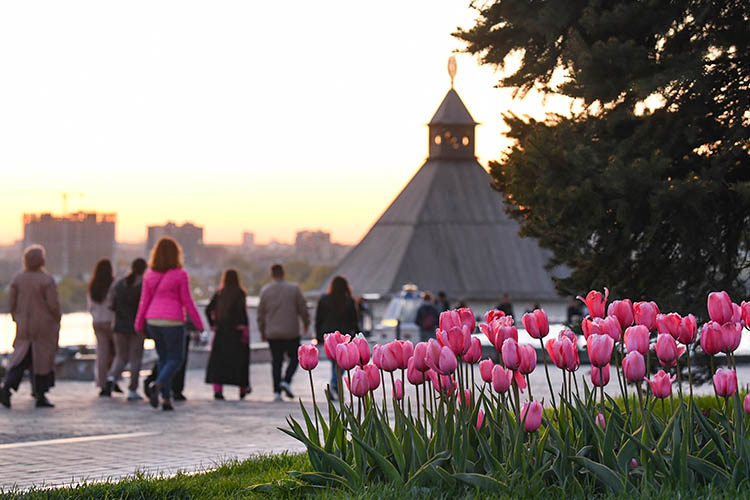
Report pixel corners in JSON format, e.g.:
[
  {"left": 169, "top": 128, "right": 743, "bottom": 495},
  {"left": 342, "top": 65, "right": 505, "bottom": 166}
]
[
  {"left": 415, "top": 291, "right": 440, "bottom": 342},
  {"left": 101, "top": 258, "right": 147, "bottom": 400}
]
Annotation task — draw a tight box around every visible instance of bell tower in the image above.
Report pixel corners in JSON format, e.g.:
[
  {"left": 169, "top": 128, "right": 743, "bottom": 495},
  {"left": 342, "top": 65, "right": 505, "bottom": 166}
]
[{"left": 428, "top": 57, "right": 477, "bottom": 160}]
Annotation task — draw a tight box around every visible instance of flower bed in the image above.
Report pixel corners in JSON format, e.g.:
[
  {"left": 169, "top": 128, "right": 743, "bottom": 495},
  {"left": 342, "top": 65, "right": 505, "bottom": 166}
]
[{"left": 274, "top": 290, "right": 750, "bottom": 495}]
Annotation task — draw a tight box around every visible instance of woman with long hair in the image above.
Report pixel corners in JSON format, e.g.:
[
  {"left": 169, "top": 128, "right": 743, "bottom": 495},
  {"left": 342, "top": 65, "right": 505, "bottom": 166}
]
[
  {"left": 88, "top": 258, "right": 116, "bottom": 396},
  {"left": 314, "top": 275, "right": 358, "bottom": 400},
  {"left": 102, "top": 258, "right": 147, "bottom": 400},
  {"left": 204, "top": 269, "right": 251, "bottom": 400},
  {"left": 134, "top": 237, "right": 204, "bottom": 411},
  {"left": 0, "top": 245, "right": 61, "bottom": 409}
]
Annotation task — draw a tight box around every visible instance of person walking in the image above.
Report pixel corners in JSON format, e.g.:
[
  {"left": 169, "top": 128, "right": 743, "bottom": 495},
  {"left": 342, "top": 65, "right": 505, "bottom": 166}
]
[
  {"left": 415, "top": 291, "right": 440, "bottom": 342},
  {"left": 257, "top": 264, "right": 310, "bottom": 402},
  {"left": 134, "top": 237, "right": 204, "bottom": 411},
  {"left": 102, "top": 258, "right": 147, "bottom": 400},
  {"left": 0, "top": 245, "right": 61, "bottom": 409},
  {"left": 205, "top": 269, "right": 251, "bottom": 400},
  {"left": 314, "top": 276, "right": 358, "bottom": 401},
  {"left": 88, "top": 259, "right": 116, "bottom": 397}
]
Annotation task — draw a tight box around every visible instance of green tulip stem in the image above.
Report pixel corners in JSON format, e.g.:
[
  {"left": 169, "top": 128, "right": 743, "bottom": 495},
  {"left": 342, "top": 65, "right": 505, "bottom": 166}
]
[
  {"left": 415, "top": 383, "right": 421, "bottom": 424},
  {"left": 539, "top": 338, "right": 557, "bottom": 411},
  {"left": 645, "top": 348, "right": 652, "bottom": 406},
  {"left": 620, "top": 342, "right": 629, "bottom": 414},
  {"left": 636, "top": 382, "right": 645, "bottom": 428},
  {"left": 308, "top": 371, "right": 319, "bottom": 435},
  {"left": 423, "top": 381, "right": 429, "bottom": 431},
  {"left": 660, "top": 397, "right": 665, "bottom": 420},
  {"left": 389, "top": 371, "right": 396, "bottom": 416},
  {"left": 347, "top": 369, "right": 354, "bottom": 410},
  {"left": 337, "top": 365, "right": 344, "bottom": 413},
  {"left": 675, "top": 358, "right": 683, "bottom": 402},
  {"left": 573, "top": 372, "right": 580, "bottom": 401},
  {"left": 599, "top": 368, "right": 605, "bottom": 411},
  {"left": 380, "top": 369, "right": 389, "bottom": 421},
  {"left": 527, "top": 374, "right": 533, "bottom": 401},
  {"left": 710, "top": 356, "right": 720, "bottom": 406},
  {"left": 686, "top": 344, "right": 693, "bottom": 401},
  {"left": 512, "top": 380, "right": 521, "bottom": 421}
]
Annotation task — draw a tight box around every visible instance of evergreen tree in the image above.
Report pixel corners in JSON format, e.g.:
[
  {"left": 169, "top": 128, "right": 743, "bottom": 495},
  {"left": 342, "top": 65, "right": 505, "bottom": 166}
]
[{"left": 456, "top": 0, "right": 750, "bottom": 318}]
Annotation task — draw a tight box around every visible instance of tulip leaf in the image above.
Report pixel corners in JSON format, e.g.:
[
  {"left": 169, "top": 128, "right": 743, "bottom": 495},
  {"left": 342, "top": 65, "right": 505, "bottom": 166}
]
[
  {"left": 571, "top": 456, "right": 626, "bottom": 494},
  {"left": 404, "top": 450, "right": 451, "bottom": 488},
  {"left": 288, "top": 471, "right": 353, "bottom": 491},
  {"left": 452, "top": 472, "right": 506, "bottom": 492},
  {"left": 687, "top": 454, "right": 730, "bottom": 482},
  {"left": 351, "top": 432, "right": 404, "bottom": 486}
]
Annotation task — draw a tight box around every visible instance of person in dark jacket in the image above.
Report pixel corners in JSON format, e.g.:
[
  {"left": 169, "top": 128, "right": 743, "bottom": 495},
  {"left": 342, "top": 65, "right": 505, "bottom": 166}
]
[
  {"left": 205, "top": 269, "right": 251, "bottom": 400},
  {"left": 315, "top": 276, "right": 358, "bottom": 400},
  {"left": 103, "top": 258, "right": 147, "bottom": 400},
  {"left": 415, "top": 292, "right": 440, "bottom": 342}
]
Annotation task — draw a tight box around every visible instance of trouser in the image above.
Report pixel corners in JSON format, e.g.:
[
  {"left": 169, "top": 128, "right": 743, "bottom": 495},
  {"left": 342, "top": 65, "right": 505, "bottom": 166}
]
[
  {"left": 107, "top": 332, "right": 144, "bottom": 391},
  {"left": 3, "top": 348, "right": 52, "bottom": 396},
  {"left": 268, "top": 338, "right": 300, "bottom": 393},
  {"left": 146, "top": 335, "right": 189, "bottom": 394},
  {"left": 330, "top": 360, "right": 338, "bottom": 391},
  {"left": 93, "top": 322, "right": 115, "bottom": 388},
  {"left": 147, "top": 324, "right": 186, "bottom": 399},
  {"left": 212, "top": 383, "right": 250, "bottom": 395}
]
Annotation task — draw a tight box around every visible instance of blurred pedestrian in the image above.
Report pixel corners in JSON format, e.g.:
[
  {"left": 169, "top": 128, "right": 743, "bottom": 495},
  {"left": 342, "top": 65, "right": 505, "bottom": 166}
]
[
  {"left": 415, "top": 291, "right": 439, "bottom": 342},
  {"left": 205, "top": 269, "right": 251, "bottom": 400},
  {"left": 436, "top": 291, "right": 450, "bottom": 313},
  {"left": 257, "top": 264, "right": 310, "bottom": 402},
  {"left": 135, "top": 237, "right": 204, "bottom": 411},
  {"left": 103, "top": 258, "right": 147, "bottom": 400},
  {"left": 315, "top": 276, "right": 358, "bottom": 400},
  {"left": 0, "top": 245, "right": 61, "bottom": 409},
  {"left": 497, "top": 293, "right": 513, "bottom": 317},
  {"left": 88, "top": 258, "right": 117, "bottom": 397}
]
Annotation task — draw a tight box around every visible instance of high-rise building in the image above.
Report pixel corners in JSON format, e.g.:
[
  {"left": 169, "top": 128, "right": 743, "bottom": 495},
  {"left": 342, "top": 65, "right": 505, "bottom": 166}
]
[
  {"left": 242, "top": 231, "right": 255, "bottom": 251},
  {"left": 23, "top": 212, "right": 116, "bottom": 277},
  {"left": 146, "top": 222, "right": 203, "bottom": 267},
  {"left": 295, "top": 230, "right": 332, "bottom": 262}
]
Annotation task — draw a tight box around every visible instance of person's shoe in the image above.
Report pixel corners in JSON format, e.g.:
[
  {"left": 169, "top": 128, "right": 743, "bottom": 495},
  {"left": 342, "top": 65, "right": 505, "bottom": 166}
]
[
  {"left": 113, "top": 383, "right": 123, "bottom": 393},
  {"left": 279, "top": 381, "right": 294, "bottom": 399},
  {"left": 149, "top": 384, "right": 160, "bottom": 408},
  {"left": 127, "top": 390, "right": 143, "bottom": 401},
  {"left": 273, "top": 392, "right": 283, "bottom": 402},
  {"left": 0, "top": 386, "right": 11, "bottom": 409},
  {"left": 99, "top": 381, "right": 113, "bottom": 397},
  {"left": 143, "top": 380, "right": 153, "bottom": 399},
  {"left": 162, "top": 399, "right": 174, "bottom": 411},
  {"left": 173, "top": 393, "right": 187, "bottom": 401},
  {"left": 214, "top": 392, "right": 225, "bottom": 400},
  {"left": 35, "top": 396, "right": 54, "bottom": 408},
  {"left": 239, "top": 386, "right": 251, "bottom": 400}
]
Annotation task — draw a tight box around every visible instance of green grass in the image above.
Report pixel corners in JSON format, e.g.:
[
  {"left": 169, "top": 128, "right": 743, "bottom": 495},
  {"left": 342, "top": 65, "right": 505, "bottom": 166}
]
[{"left": 3, "top": 451, "right": 750, "bottom": 500}]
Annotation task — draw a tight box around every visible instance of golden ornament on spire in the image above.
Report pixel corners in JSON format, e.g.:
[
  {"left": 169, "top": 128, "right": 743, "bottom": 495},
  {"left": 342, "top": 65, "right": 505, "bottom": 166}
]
[{"left": 447, "top": 55, "right": 457, "bottom": 88}]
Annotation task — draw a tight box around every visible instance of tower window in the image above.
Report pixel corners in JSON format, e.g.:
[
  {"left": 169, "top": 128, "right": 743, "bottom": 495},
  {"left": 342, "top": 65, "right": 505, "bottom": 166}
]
[
  {"left": 462, "top": 136, "right": 470, "bottom": 146},
  {"left": 434, "top": 135, "right": 442, "bottom": 145}
]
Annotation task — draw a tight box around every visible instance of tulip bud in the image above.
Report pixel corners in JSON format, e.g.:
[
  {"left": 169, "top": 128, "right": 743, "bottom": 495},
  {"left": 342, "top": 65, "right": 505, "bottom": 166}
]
[
  {"left": 463, "top": 336, "right": 482, "bottom": 364},
  {"left": 587, "top": 334, "right": 614, "bottom": 368},
  {"left": 412, "top": 342, "right": 429, "bottom": 372},
  {"left": 607, "top": 299, "right": 634, "bottom": 328},
  {"left": 352, "top": 336, "right": 370, "bottom": 365},
  {"left": 708, "top": 291, "right": 734, "bottom": 324},
  {"left": 491, "top": 365, "right": 512, "bottom": 393},
  {"left": 597, "top": 315, "right": 622, "bottom": 342},
  {"left": 297, "top": 344, "right": 319, "bottom": 371},
  {"left": 518, "top": 344, "right": 537, "bottom": 375},
  {"left": 479, "top": 359, "right": 494, "bottom": 383},
  {"left": 655, "top": 333, "right": 684, "bottom": 367},
  {"left": 522, "top": 309, "right": 549, "bottom": 339},
  {"left": 720, "top": 322, "right": 742, "bottom": 353},
  {"left": 476, "top": 410, "right": 485, "bottom": 431},
  {"left": 622, "top": 351, "right": 646, "bottom": 382},
  {"left": 484, "top": 309, "right": 505, "bottom": 324},
  {"left": 713, "top": 368, "right": 737, "bottom": 398},
  {"left": 624, "top": 325, "right": 650, "bottom": 356},
  {"left": 741, "top": 302, "right": 750, "bottom": 329},
  {"left": 633, "top": 301, "right": 660, "bottom": 331},
  {"left": 502, "top": 338, "right": 521, "bottom": 370},
  {"left": 364, "top": 363, "right": 380, "bottom": 391},
  {"left": 744, "top": 394, "right": 750, "bottom": 414},
  {"left": 596, "top": 413, "right": 606, "bottom": 430},
  {"left": 407, "top": 357, "right": 425, "bottom": 385},
  {"left": 577, "top": 288, "right": 609, "bottom": 319},
  {"left": 646, "top": 370, "right": 674, "bottom": 399},
  {"left": 656, "top": 313, "right": 682, "bottom": 338},
  {"left": 676, "top": 314, "right": 697, "bottom": 344},
  {"left": 393, "top": 379, "right": 403, "bottom": 401},
  {"left": 700, "top": 321, "right": 724, "bottom": 355},
  {"left": 324, "top": 331, "right": 350, "bottom": 361},
  {"left": 591, "top": 364, "right": 610, "bottom": 387},
  {"left": 349, "top": 366, "right": 370, "bottom": 397},
  {"left": 437, "top": 346, "right": 458, "bottom": 375},
  {"left": 520, "top": 401, "right": 543, "bottom": 432},
  {"left": 336, "top": 342, "right": 360, "bottom": 371}
]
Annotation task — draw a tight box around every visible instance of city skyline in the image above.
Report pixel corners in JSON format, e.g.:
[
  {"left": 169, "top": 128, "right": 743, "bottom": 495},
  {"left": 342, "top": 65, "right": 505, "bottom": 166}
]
[{"left": 0, "top": 1, "right": 574, "bottom": 246}]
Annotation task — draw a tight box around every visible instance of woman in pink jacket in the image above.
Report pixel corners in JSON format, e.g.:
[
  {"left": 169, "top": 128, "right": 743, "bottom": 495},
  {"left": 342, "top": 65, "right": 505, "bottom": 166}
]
[{"left": 135, "top": 237, "right": 203, "bottom": 411}]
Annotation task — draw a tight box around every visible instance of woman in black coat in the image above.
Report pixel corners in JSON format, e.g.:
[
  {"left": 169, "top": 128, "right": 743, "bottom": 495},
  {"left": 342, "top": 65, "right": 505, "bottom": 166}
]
[
  {"left": 205, "top": 269, "right": 250, "bottom": 400},
  {"left": 315, "top": 275, "right": 358, "bottom": 400}
]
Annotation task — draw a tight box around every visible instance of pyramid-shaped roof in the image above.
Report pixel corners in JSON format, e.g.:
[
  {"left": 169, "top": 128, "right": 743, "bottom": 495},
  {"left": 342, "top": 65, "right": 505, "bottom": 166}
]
[
  {"left": 324, "top": 89, "right": 561, "bottom": 302},
  {"left": 429, "top": 88, "right": 477, "bottom": 126}
]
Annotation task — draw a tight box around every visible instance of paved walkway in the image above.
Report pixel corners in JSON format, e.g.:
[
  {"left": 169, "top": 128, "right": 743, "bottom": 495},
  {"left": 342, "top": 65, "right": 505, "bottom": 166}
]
[{"left": 2, "top": 360, "right": 749, "bottom": 491}]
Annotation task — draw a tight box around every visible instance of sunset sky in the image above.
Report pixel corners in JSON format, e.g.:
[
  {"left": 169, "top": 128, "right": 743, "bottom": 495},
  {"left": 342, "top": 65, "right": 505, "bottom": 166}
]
[{"left": 0, "top": 1, "right": 570, "bottom": 246}]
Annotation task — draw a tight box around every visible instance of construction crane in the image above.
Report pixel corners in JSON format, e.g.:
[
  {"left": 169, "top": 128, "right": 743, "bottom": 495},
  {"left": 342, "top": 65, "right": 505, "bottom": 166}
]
[{"left": 61, "top": 192, "right": 84, "bottom": 216}]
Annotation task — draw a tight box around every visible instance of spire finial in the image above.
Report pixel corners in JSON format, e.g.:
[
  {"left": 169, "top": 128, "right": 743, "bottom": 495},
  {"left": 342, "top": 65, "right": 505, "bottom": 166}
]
[{"left": 447, "top": 55, "right": 457, "bottom": 89}]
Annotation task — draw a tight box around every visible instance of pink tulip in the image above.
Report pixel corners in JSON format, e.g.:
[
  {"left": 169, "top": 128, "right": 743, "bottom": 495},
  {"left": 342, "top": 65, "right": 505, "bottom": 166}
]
[
  {"left": 352, "top": 336, "right": 370, "bottom": 365},
  {"left": 676, "top": 314, "right": 697, "bottom": 344},
  {"left": 406, "top": 357, "right": 425, "bottom": 385},
  {"left": 708, "top": 291, "right": 734, "bottom": 324},
  {"left": 646, "top": 370, "right": 674, "bottom": 399},
  {"left": 412, "top": 342, "right": 429, "bottom": 372},
  {"left": 587, "top": 334, "right": 614, "bottom": 368},
  {"left": 440, "top": 326, "right": 468, "bottom": 356},
  {"left": 581, "top": 316, "right": 600, "bottom": 339},
  {"left": 607, "top": 299, "right": 634, "bottom": 328},
  {"left": 522, "top": 309, "right": 549, "bottom": 339},
  {"left": 655, "top": 333, "right": 685, "bottom": 367},
  {"left": 744, "top": 394, "right": 750, "bottom": 414},
  {"left": 479, "top": 359, "right": 494, "bottom": 383},
  {"left": 457, "top": 307, "right": 476, "bottom": 335},
  {"left": 380, "top": 342, "right": 401, "bottom": 372},
  {"left": 720, "top": 322, "right": 742, "bottom": 353},
  {"left": 514, "top": 370, "right": 527, "bottom": 391},
  {"left": 622, "top": 351, "right": 646, "bottom": 382},
  {"left": 656, "top": 313, "right": 682, "bottom": 339},
  {"left": 518, "top": 344, "right": 537, "bottom": 375},
  {"left": 624, "top": 325, "right": 650, "bottom": 356},
  {"left": 463, "top": 337, "right": 482, "bottom": 363},
  {"left": 395, "top": 340, "right": 414, "bottom": 369},
  {"left": 559, "top": 328, "right": 577, "bottom": 344},
  {"left": 630, "top": 459, "right": 639, "bottom": 469},
  {"left": 591, "top": 364, "right": 610, "bottom": 387},
  {"left": 700, "top": 321, "right": 724, "bottom": 355},
  {"left": 633, "top": 301, "right": 660, "bottom": 331},
  {"left": 298, "top": 344, "right": 319, "bottom": 371},
  {"left": 364, "top": 363, "right": 380, "bottom": 391},
  {"left": 439, "top": 310, "right": 461, "bottom": 333},
  {"left": 596, "top": 413, "right": 606, "bottom": 430},
  {"left": 336, "top": 342, "right": 360, "bottom": 371},
  {"left": 577, "top": 288, "right": 609, "bottom": 319},
  {"left": 437, "top": 346, "right": 458, "bottom": 375},
  {"left": 324, "top": 331, "right": 350, "bottom": 361},
  {"left": 349, "top": 367, "right": 370, "bottom": 397},
  {"left": 502, "top": 338, "right": 521, "bottom": 370},
  {"left": 476, "top": 410, "right": 485, "bottom": 431},
  {"left": 546, "top": 336, "right": 579, "bottom": 371},
  {"left": 597, "top": 315, "right": 622, "bottom": 342},
  {"left": 731, "top": 302, "right": 742, "bottom": 323},
  {"left": 741, "top": 302, "right": 750, "bottom": 328},
  {"left": 425, "top": 339, "right": 442, "bottom": 371},
  {"left": 394, "top": 379, "right": 403, "bottom": 400},
  {"left": 484, "top": 310, "right": 505, "bottom": 324},
  {"left": 520, "top": 401, "right": 543, "bottom": 432},
  {"left": 491, "top": 365, "right": 513, "bottom": 393},
  {"left": 479, "top": 323, "right": 495, "bottom": 346},
  {"left": 493, "top": 319, "right": 518, "bottom": 352},
  {"left": 372, "top": 344, "right": 383, "bottom": 368},
  {"left": 458, "top": 389, "right": 471, "bottom": 409},
  {"left": 713, "top": 368, "right": 737, "bottom": 398},
  {"left": 430, "top": 372, "right": 456, "bottom": 395}
]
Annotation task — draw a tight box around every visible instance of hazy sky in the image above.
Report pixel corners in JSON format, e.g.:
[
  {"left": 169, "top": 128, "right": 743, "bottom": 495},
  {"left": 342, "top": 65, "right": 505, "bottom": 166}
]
[{"left": 0, "top": 1, "right": 568, "bottom": 245}]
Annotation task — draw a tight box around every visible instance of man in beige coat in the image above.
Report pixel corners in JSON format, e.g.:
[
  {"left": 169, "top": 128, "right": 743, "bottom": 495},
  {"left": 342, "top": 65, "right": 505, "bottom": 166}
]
[
  {"left": 257, "top": 264, "right": 310, "bottom": 402},
  {"left": 1, "top": 245, "right": 61, "bottom": 409}
]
